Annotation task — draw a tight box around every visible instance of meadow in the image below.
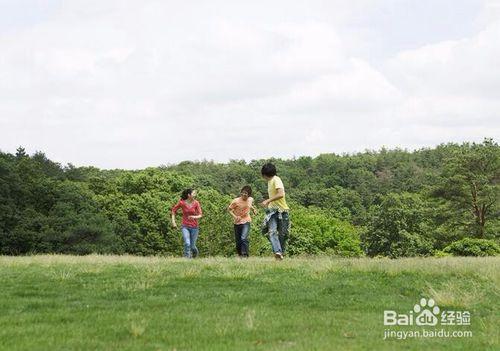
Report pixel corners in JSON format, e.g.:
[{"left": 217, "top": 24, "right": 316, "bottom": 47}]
[{"left": 0, "top": 255, "right": 498, "bottom": 350}]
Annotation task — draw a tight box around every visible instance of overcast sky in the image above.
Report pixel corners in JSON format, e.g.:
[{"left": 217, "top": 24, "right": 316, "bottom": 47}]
[{"left": 1, "top": 0, "right": 499, "bottom": 169}]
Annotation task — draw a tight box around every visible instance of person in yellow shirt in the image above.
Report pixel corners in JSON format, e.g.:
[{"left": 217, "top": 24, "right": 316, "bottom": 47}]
[{"left": 260, "top": 163, "right": 290, "bottom": 260}]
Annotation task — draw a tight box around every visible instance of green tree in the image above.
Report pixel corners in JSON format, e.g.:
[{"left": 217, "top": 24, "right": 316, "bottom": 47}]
[
  {"left": 435, "top": 139, "right": 499, "bottom": 238},
  {"left": 361, "top": 193, "right": 434, "bottom": 257}
]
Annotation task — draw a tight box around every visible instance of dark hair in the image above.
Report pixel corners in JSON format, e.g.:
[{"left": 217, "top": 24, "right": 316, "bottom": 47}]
[
  {"left": 181, "top": 188, "right": 193, "bottom": 200},
  {"left": 261, "top": 163, "right": 277, "bottom": 177},
  {"left": 240, "top": 185, "right": 252, "bottom": 196}
]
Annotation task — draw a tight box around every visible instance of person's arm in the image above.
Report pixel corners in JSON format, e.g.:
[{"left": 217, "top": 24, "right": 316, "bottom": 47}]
[
  {"left": 227, "top": 200, "right": 241, "bottom": 222},
  {"left": 171, "top": 201, "right": 181, "bottom": 228},
  {"left": 188, "top": 202, "right": 203, "bottom": 220},
  {"left": 261, "top": 188, "right": 284, "bottom": 207},
  {"left": 251, "top": 205, "right": 258, "bottom": 215},
  {"left": 250, "top": 197, "right": 258, "bottom": 215},
  {"left": 261, "top": 178, "right": 285, "bottom": 207}
]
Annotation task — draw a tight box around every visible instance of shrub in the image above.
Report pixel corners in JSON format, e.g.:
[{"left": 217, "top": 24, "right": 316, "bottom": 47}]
[
  {"left": 443, "top": 238, "right": 500, "bottom": 257},
  {"left": 288, "top": 206, "right": 363, "bottom": 257},
  {"left": 433, "top": 250, "right": 452, "bottom": 258}
]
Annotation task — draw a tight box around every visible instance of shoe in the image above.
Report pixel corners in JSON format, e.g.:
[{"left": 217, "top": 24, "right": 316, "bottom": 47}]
[{"left": 274, "top": 252, "right": 283, "bottom": 260}]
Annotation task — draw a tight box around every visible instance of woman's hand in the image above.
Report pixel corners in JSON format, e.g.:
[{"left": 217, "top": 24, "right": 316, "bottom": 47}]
[
  {"left": 171, "top": 213, "right": 177, "bottom": 229},
  {"left": 260, "top": 199, "right": 270, "bottom": 208}
]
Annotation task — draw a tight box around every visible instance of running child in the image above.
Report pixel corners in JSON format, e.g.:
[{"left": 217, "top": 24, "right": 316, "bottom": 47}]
[
  {"left": 260, "top": 163, "right": 290, "bottom": 260},
  {"left": 171, "top": 189, "right": 203, "bottom": 258},
  {"left": 228, "top": 185, "right": 257, "bottom": 257}
]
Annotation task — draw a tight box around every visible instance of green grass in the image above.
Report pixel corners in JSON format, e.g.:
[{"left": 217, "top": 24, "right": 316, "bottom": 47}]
[{"left": 0, "top": 255, "right": 498, "bottom": 351}]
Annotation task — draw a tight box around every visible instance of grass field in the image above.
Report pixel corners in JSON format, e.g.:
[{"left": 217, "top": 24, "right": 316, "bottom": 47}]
[{"left": 0, "top": 255, "right": 498, "bottom": 351}]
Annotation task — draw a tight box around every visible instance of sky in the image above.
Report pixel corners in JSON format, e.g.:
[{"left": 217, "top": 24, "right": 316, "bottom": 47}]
[{"left": 1, "top": 0, "right": 499, "bottom": 169}]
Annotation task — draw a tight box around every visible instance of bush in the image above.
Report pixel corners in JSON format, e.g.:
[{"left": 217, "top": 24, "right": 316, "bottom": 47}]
[
  {"left": 433, "top": 250, "right": 452, "bottom": 258},
  {"left": 288, "top": 206, "right": 363, "bottom": 257},
  {"left": 443, "top": 238, "right": 500, "bottom": 257}
]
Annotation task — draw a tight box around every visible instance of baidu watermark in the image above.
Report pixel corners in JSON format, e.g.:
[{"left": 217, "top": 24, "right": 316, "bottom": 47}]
[{"left": 383, "top": 298, "right": 472, "bottom": 340}]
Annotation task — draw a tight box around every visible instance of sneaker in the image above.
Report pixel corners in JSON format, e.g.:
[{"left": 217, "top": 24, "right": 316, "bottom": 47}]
[{"left": 274, "top": 252, "right": 283, "bottom": 260}]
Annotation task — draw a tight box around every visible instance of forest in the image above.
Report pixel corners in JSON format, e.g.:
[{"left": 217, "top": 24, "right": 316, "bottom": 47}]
[{"left": 0, "top": 139, "right": 498, "bottom": 258}]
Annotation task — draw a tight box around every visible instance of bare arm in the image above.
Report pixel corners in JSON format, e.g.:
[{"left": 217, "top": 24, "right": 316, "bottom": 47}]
[
  {"left": 171, "top": 201, "right": 181, "bottom": 228},
  {"left": 250, "top": 198, "right": 258, "bottom": 215},
  {"left": 261, "top": 188, "right": 284, "bottom": 207},
  {"left": 188, "top": 202, "right": 203, "bottom": 220},
  {"left": 227, "top": 206, "right": 239, "bottom": 220},
  {"left": 171, "top": 212, "right": 178, "bottom": 228},
  {"left": 227, "top": 200, "right": 241, "bottom": 221},
  {"left": 251, "top": 205, "right": 258, "bottom": 215}
]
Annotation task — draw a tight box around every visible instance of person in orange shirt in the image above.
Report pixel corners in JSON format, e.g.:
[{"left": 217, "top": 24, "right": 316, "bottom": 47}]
[{"left": 228, "top": 185, "right": 257, "bottom": 257}]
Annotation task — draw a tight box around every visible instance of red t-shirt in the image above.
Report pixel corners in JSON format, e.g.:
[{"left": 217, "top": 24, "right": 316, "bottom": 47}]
[{"left": 171, "top": 199, "right": 203, "bottom": 228}]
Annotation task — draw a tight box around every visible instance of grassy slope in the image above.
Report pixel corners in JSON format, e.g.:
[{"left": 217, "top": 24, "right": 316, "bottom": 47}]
[{"left": 0, "top": 256, "right": 498, "bottom": 351}]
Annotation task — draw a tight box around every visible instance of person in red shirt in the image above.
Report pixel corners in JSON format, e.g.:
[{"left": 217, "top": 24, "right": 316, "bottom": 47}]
[{"left": 171, "top": 189, "right": 203, "bottom": 258}]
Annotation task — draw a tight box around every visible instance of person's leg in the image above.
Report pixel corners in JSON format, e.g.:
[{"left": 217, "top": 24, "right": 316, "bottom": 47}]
[
  {"left": 277, "top": 212, "right": 290, "bottom": 255},
  {"left": 189, "top": 227, "right": 199, "bottom": 258},
  {"left": 240, "top": 222, "right": 250, "bottom": 257},
  {"left": 181, "top": 226, "right": 191, "bottom": 258},
  {"left": 234, "top": 224, "right": 242, "bottom": 256},
  {"left": 267, "top": 213, "right": 282, "bottom": 254}
]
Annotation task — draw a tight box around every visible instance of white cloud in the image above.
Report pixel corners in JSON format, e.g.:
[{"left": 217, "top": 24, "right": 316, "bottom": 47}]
[
  {"left": 0, "top": 1, "right": 498, "bottom": 168},
  {"left": 386, "top": 21, "right": 500, "bottom": 98},
  {"left": 381, "top": 18, "right": 500, "bottom": 146}
]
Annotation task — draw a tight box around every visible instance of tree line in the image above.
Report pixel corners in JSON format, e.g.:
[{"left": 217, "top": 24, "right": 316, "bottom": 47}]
[{"left": 0, "top": 139, "right": 498, "bottom": 257}]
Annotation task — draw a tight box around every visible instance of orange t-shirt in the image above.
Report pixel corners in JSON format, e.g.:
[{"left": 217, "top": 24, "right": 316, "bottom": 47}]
[{"left": 229, "top": 197, "right": 253, "bottom": 225}]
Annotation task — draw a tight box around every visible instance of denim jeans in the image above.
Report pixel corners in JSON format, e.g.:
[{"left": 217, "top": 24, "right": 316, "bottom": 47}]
[
  {"left": 234, "top": 222, "right": 250, "bottom": 257},
  {"left": 181, "top": 226, "right": 199, "bottom": 258},
  {"left": 267, "top": 211, "right": 290, "bottom": 254}
]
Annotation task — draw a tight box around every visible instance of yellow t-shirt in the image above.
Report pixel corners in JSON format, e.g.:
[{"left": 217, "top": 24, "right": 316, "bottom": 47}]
[{"left": 267, "top": 176, "right": 289, "bottom": 211}]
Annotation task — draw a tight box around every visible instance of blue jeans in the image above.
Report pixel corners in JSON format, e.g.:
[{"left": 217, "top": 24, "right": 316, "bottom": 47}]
[
  {"left": 181, "top": 226, "right": 199, "bottom": 258},
  {"left": 268, "top": 211, "right": 290, "bottom": 254},
  {"left": 234, "top": 222, "right": 250, "bottom": 257}
]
